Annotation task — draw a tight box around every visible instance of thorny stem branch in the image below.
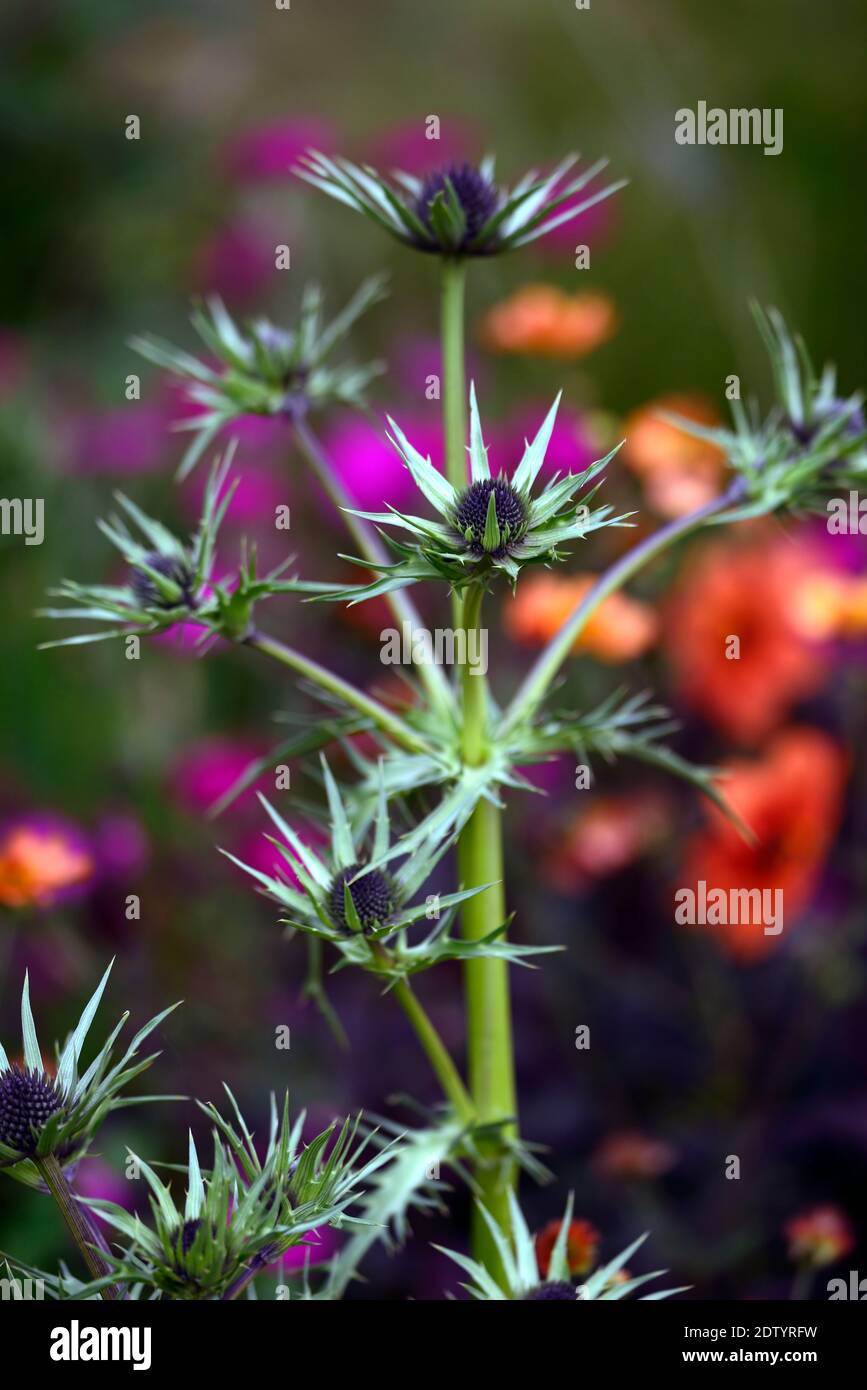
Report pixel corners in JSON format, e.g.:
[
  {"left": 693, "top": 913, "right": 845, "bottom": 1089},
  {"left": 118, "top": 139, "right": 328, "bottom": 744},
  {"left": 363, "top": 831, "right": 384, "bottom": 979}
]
[
  {"left": 292, "top": 415, "right": 451, "bottom": 713},
  {"left": 244, "top": 628, "right": 432, "bottom": 757},
  {"left": 36, "top": 1155, "right": 122, "bottom": 1300},
  {"left": 387, "top": 971, "right": 475, "bottom": 1124},
  {"left": 500, "top": 480, "right": 748, "bottom": 737}
]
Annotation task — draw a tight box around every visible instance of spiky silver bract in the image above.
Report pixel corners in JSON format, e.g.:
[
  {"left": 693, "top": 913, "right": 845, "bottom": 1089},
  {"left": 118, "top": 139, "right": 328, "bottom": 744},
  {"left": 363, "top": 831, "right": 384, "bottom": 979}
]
[
  {"left": 296, "top": 150, "right": 627, "bottom": 258},
  {"left": 0, "top": 962, "right": 179, "bottom": 1185},
  {"left": 130, "top": 278, "right": 388, "bottom": 479}
]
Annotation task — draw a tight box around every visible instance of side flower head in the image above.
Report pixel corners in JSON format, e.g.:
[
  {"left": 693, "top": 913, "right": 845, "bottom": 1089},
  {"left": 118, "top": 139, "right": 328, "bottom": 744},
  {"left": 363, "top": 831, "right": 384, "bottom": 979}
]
[
  {"left": 663, "top": 303, "right": 867, "bottom": 524},
  {"left": 224, "top": 756, "right": 552, "bottom": 978},
  {"left": 322, "top": 386, "right": 630, "bottom": 601},
  {"left": 83, "top": 1093, "right": 395, "bottom": 1299},
  {"left": 39, "top": 452, "right": 315, "bottom": 650},
  {"left": 130, "top": 277, "right": 388, "bottom": 478},
  {"left": 0, "top": 962, "right": 179, "bottom": 1183},
  {"left": 296, "top": 150, "right": 627, "bottom": 258}
]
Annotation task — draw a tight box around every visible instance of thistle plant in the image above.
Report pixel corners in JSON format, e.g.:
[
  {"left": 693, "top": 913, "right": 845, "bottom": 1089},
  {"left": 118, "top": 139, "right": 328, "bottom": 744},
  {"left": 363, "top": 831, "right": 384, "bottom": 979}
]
[{"left": 29, "top": 124, "right": 867, "bottom": 1303}]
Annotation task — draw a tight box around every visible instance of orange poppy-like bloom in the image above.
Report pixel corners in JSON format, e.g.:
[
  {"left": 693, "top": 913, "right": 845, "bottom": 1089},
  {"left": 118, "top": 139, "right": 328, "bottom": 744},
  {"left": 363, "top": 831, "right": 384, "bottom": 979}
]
[
  {"left": 593, "top": 1130, "right": 677, "bottom": 1181},
  {"left": 622, "top": 394, "right": 729, "bottom": 517},
  {"left": 545, "top": 794, "right": 668, "bottom": 893},
  {"left": 0, "top": 825, "right": 93, "bottom": 908},
  {"left": 789, "top": 571, "right": 867, "bottom": 640},
  {"left": 784, "top": 1205, "right": 855, "bottom": 1267},
  {"left": 506, "top": 573, "right": 658, "bottom": 664},
  {"left": 535, "top": 1218, "right": 599, "bottom": 1278},
  {"left": 478, "top": 285, "right": 618, "bottom": 359},
  {"left": 665, "top": 534, "right": 827, "bottom": 744},
  {"left": 679, "top": 727, "right": 847, "bottom": 962}
]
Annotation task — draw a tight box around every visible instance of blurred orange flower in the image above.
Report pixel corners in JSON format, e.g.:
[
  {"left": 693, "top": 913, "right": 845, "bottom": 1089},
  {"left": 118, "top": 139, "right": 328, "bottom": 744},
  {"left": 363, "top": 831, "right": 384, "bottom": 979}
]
[
  {"left": 545, "top": 793, "right": 668, "bottom": 893},
  {"left": 535, "top": 1217, "right": 599, "bottom": 1278},
  {"left": 478, "top": 285, "right": 617, "bottom": 359},
  {"left": 790, "top": 571, "right": 867, "bottom": 640},
  {"left": 593, "top": 1130, "right": 677, "bottom": 1181},
  {"left": 679, "top": 727, "right": 847, "bottom": 962},
  {"left": 784, "top": 1205, "right": 855, "bottom": 1267},
  {"left": 0, "top": 825, "right": 93, "bottom": 908},
  {"left": 622, "top": 394, "right": 729, "bottom": 517},
  {"left": 665, "top": 534, "right": 827, "bottom": 743},
  {"left": 506, "top": 573, "right": 658, "bottom": 663}
]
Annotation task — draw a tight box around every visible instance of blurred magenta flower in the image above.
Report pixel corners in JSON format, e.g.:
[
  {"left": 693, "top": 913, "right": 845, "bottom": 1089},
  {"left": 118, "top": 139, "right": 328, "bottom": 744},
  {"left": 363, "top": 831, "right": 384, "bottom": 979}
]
[
  {"left": 63, "top": 401, "right": 173, "bottom": 477},
  {"left": 169, "top": 738, "right": 265, "bottom": 815},
  {"left": 75, "top": 1157, "right": 133, "bottom": 1210},
  {"left": 191, "top": 219, "right": 280, "bottom": 304},
  {"left": 368, "top": 119, "right": 478, "bottom": 174},
  {"left": 94, "top": 815, "right": 150, "bottom": 880},
  {"left": 224, "top": 118, "right": 338, "bottom": 182},
  {"left": 277, "top": 1224, "right": 339, "bottom": 1270},
  {"left": 320, "top": 413, "right": 443, "bottom": 513},
  {"left": 490, "top": 402, "right": 600, "bottom": 478}
]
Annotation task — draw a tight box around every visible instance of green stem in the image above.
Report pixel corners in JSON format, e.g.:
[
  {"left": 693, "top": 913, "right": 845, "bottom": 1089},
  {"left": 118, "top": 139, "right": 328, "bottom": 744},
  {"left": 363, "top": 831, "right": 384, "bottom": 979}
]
[
  {"left": 441, "top": 258, "right": 468, "bottom": 630},
  {"left": 500, "top": 481, "right": 746, "bottom": 737},
  {"left": 441, "top": 260, "right": 468, "bottom": 495},
  {"left": 457, "top": 585, "right": 517, "bottom": 1282},
  {"left": 292, "top": 416, "right": 451, "bottom": 712},
  {"left": 36, "top": 1155, "right": 122, "bottom": 1299},
  {"left": 388, "top": 972, "right": 475, "bottom": 1124},
  {"left": 244, "top": 629, "right": 431, "bottom": 757}
]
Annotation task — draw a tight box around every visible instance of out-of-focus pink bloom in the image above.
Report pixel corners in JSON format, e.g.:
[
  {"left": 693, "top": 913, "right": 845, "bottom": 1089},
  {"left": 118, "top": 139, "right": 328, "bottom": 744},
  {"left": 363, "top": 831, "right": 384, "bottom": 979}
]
[
  {"left": 277, "top": 1225, "right": 339, "bottom": 1271},
  {"left": 0, "top": 815, "right": 93, "bottom": 909},
  {"left": 593, "top": 1131, "right": 678, "bottom": 1181},
  {"left": 368, "top": 120, "right": 478, "bottom": 174},
  {"left": 223, "top": 118, "right": 338, "bottom": 182},
  {"left": 75, "top": 1158, "right": 133, "bottom": 1210},
  {"left": 320, "top": 414, "right": 443, "bottom": 512},
  {"left": 63, "top": 402, "right": 173, "bottom": 477},
  {"left": 544, "top": 794, "right": 668, "bottom": 893},
  {"left": 532, "top": 171, "right": 619, "bottom": 257},
  {"left": 181, "top": 457, "right": 288, "bottom": 526},
  {"left": 191, "top": 220, "right": 279, "bottom": 304},
  {"left": 94, "top": 815, "right": 150, "bottom": 880},
  {"left": 231, "top": 819, "right": 327, "bottom": 888},
  {"left": 490, "top": 402, "right": 601, "bottom": 479},
  {"left": 169, "top": 738, "right": 265, "bottom": 815}
]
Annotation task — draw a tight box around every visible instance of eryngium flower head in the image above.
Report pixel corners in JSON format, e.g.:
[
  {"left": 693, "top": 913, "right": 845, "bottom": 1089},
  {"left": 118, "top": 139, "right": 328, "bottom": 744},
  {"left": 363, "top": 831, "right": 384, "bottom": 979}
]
[
  {"left": 0, "top": 1066, "right": 65, "bottom": 1157},
  {"left": 84, "top": 1100, "right": 395, "bottom": 1300},
  {"left": 321, "top": 387, "right": 630, "bottom": 599},
  {"left": 663, "top": 303, "right": 867, "bottom": 525},
  {"left": 222, "top": 756, "right": 531, "bottom": 982},
  {"left": 0, "top": 963, "right": 178, "bottom": 1185},
  {"left": 296, "top": 150, "right": 626, "bottom": 257},
  {"left": 129, "top": 553, "right": 198, "bottom": 611},
  {"left": 524, "top": 1281, "right": 578, "bottom": 1300},
  {"left": 437, "top": 1193, "right": 689, "bottom": 1300},
  {"left": 327, "top": 862, "right": 396, "bottom": 935},
  {"left": 130, "top": 278, "right": 387, "bottom": 479},
  {"left": 40, "top": 452, "right": 311, "bottom": 652}
]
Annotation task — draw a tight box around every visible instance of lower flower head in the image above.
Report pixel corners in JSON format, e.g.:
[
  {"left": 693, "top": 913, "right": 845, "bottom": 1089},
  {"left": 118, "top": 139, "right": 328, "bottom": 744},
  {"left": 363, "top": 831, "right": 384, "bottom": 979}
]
[
  {"left": 524, "top": 1281, "right": 577, "bottom": 1300},
  {"left": 130, "top": 553, "right": 197, "bottom": 610},
  {"left": 454, "top": 478, "right": 527, "bottom": 558},
  {"left": 327, "top": 862, "right": 396, "bottom": 934},
  {"left": 0, "top": 1064, "right": 65, "bottom": 1156},
  {"left": 415, "top": 163, "right": 499, "bottom": 250}
]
